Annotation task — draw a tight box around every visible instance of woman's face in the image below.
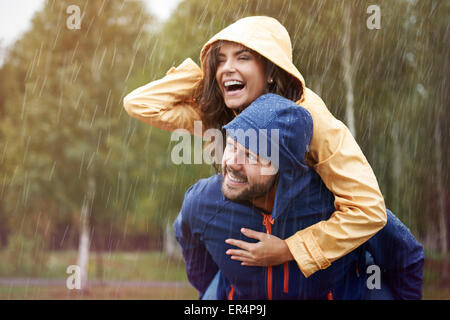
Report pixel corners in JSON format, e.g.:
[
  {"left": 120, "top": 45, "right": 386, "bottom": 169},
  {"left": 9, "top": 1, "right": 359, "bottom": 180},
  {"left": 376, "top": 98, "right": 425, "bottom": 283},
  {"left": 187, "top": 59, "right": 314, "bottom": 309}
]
[{"left": 215, "top": 42, "right": 267, "bottom": 110}]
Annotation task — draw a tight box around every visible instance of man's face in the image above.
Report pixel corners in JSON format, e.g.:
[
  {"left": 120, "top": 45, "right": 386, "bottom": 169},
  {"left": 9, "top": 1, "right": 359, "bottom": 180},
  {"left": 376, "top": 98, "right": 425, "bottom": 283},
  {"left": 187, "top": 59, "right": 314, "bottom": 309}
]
[{"left": 221, "top": 136, "right": 278, "bottom": 202}]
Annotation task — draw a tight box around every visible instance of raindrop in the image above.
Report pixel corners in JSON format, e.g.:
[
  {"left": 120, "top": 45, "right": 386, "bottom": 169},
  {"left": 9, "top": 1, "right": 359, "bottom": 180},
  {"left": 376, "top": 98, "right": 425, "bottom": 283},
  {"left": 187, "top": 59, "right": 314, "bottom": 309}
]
[
  {"left": 79, "top": 151, "right": 85, "bottom": 178},
  {"left": 48, "top": 161, "right": 56, "bottom": 181},
  {"left": 416, "top": 83, "right": 428, "bottom": 99}
]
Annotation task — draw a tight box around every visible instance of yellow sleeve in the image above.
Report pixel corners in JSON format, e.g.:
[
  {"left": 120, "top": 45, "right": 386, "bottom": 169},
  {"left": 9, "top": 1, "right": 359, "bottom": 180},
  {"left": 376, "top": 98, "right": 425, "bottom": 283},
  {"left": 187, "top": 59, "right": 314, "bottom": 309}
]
[
  {"left": 285, "top": 88, "right": 387, "bottom": 278},
  {"left": 123, "top": 58, "right": 203, "bottom": 134}
]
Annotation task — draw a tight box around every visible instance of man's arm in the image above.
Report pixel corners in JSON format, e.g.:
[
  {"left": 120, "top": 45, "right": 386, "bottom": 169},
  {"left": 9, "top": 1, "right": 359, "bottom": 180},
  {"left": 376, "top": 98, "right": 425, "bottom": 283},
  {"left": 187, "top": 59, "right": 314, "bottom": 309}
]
[{"left": 173, "top": 188, "right": 219, "bottom": 298}]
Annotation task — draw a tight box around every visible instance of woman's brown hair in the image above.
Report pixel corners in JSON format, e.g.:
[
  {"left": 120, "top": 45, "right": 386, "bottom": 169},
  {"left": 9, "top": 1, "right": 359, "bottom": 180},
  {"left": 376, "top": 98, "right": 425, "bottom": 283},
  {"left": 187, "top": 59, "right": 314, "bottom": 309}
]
[{"left": 198, "top": 40, "right": 304, "bottom": 131}]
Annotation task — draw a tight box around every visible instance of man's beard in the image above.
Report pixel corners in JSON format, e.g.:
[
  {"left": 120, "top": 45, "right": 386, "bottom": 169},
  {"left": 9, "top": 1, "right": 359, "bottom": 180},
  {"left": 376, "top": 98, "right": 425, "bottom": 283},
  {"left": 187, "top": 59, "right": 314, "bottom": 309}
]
[{"left": 221, "top": 166, "right": 278, "bottom": 202}]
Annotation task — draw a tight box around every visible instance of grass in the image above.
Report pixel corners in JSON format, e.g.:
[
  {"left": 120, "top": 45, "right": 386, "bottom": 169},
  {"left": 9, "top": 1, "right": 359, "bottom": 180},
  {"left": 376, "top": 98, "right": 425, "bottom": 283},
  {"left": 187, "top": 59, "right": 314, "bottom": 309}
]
[
  {"left": 0, "top": 250, "right": 198, "bottom": 299},
  {"left": 0, "top": 250, "right": 189, "bottom": 282},
  {"left": 0, "top": 250, "right": 448, "bottom": 300},
  {"left": 422, "top": 251, "right": 450, "bottom": 300},
  {"left": 0, "top": 285, "right": 198, "bottom": 300}
]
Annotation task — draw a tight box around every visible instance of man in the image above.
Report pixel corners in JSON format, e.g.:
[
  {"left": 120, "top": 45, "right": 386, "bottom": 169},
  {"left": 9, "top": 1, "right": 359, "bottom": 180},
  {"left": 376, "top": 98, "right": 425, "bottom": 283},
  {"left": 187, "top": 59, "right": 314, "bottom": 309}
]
[{"left": 174, "top": 94, "right": 424, "bottom": 299}]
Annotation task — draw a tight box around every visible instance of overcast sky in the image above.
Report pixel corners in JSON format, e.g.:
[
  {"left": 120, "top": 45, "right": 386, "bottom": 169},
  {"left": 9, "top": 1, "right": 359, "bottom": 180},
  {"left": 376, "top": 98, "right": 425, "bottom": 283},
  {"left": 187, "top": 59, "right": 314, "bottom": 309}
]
[{"left": 0, "top": 0, "right": 182, "bottom": 48}]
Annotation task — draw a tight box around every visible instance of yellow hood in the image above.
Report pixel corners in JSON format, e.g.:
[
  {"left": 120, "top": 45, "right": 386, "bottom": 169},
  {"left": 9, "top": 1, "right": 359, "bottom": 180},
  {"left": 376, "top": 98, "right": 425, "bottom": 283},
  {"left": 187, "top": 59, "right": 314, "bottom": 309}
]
[{"left": 200, "top": 16, "right": 306, "bottom": 99}]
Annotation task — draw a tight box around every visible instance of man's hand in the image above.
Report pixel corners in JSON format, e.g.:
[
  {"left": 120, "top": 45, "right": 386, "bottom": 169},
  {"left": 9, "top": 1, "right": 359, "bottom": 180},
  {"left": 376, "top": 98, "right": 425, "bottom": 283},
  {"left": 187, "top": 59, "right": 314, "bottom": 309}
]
[{"left": 225, "top": 228, "right": 294, "bottom": 266}]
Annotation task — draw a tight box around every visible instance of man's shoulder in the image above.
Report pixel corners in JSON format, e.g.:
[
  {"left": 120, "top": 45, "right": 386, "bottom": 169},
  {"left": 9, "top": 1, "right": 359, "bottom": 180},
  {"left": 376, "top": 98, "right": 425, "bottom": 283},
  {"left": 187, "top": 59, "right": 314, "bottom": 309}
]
[
  {"left": 182, "top": 174, "right": 224, "bottom": 215},
  {"left": 185, "top": 174, "right": 222, "bottom": 198}
]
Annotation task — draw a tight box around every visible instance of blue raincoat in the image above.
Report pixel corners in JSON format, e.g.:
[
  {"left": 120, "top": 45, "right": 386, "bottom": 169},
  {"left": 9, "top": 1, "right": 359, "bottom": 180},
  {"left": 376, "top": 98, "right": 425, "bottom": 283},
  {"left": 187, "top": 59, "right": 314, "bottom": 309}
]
[{"left": 174, "top": 94, "right": 423, "bottom": 299}]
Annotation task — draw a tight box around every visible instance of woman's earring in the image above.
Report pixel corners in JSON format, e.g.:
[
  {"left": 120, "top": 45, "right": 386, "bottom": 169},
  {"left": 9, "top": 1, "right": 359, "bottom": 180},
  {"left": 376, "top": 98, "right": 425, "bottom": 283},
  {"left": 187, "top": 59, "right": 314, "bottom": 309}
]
[{"left": 268, "top": 78, "right": 273, "bottom": 84}]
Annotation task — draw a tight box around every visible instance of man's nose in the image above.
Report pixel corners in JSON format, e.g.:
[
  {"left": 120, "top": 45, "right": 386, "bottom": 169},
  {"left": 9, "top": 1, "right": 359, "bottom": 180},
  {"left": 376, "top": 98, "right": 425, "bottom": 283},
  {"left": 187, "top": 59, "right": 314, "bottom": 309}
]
[{"left": 225, "top": 151, "right": 244, "bottom": 169}]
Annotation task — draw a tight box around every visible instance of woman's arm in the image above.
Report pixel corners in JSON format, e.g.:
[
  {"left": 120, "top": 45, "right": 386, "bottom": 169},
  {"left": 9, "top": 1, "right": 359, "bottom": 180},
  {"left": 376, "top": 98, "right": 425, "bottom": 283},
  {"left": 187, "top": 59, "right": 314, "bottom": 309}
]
[
  {"left": 125, "top": 63, "right": 387, "bottom": 278},
  {"left": 225, "top": 88, "right": 386, "bottom": 278},
  {"left": 123, "top": 58, "right": 203, "bottom": 134},
  {"left": 284, "top": 88, "right": 387, "bottom": 278}
]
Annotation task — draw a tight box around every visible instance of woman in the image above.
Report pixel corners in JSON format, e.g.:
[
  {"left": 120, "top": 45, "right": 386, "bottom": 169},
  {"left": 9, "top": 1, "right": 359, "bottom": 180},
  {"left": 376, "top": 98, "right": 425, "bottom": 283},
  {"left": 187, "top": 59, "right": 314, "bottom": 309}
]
[{"left": 123, "top": 16, "right": 386, "bottom": 279}]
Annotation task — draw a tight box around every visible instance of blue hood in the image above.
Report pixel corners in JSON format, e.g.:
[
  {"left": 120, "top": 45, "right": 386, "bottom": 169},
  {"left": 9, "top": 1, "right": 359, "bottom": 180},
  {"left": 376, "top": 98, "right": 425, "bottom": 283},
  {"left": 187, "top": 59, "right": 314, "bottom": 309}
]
[
  {"left": 174, "top": 93, "right": 424, "bottom": 300},
  {"left": 223, "top": 93, "right": 315, "bottom": 220},
  {"left": 174, "top": 93, "right": 353, "bottom": 300}
]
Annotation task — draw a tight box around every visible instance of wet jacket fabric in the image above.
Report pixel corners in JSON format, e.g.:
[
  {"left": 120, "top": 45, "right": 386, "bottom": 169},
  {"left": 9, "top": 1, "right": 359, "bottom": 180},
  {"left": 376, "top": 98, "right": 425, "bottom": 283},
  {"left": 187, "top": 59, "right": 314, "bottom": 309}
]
[
  {"left": 365, "top": 211, "right": 424, "bottom": 299},
  {"left": 124, "top": 16, "right": 387, "bottom": 277},
  {"left": 174, "top": 94, "right": 424, "bottom": 300}
]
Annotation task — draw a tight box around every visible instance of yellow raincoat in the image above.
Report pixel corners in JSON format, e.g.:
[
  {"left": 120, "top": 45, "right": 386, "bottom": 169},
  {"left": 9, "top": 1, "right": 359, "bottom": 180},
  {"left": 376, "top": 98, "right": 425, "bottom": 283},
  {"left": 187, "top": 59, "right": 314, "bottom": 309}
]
[{"left": 123, "top": 16, "right": 387, "bottom": 278}]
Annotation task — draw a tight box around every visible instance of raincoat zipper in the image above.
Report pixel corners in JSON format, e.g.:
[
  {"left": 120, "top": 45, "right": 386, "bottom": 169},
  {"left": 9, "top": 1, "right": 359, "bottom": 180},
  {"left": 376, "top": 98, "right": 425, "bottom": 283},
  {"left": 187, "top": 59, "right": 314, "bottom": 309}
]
[
  {"left": 261, "top": 213, "right": 290, "bottom": 298},
  {"left": 284, "top": 261, "right": 289, "bottom": 293},
  {"left": 228, "top": 285, "right": 235, "bottom": 300},
  {"left": 261, "top": 213, "right": 274, "bottom": 300}
]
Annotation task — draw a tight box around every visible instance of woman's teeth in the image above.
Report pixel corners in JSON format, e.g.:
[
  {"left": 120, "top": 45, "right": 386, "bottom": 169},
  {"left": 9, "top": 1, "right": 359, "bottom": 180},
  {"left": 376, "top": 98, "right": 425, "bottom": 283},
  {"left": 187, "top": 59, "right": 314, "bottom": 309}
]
[
  {"left": 224, "top": 80, "right": 244, "bottom": 87},
  {"left": 224, "top": 80, "right": 245, "bottom": 92}
]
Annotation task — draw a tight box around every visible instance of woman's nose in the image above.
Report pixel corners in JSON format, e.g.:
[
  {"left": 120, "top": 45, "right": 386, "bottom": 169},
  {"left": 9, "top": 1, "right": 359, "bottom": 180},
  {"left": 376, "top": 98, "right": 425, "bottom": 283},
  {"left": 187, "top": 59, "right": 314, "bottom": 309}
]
[{"left": 222, "top": 58, "right": 236, "bottom": 73}]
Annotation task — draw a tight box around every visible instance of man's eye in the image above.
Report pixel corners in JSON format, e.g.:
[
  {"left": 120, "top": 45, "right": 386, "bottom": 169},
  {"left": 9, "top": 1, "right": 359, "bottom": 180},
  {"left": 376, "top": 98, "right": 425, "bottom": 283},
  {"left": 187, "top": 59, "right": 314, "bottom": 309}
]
[{"left": 239, "top": 55, "right": 250, "bottom": 60}]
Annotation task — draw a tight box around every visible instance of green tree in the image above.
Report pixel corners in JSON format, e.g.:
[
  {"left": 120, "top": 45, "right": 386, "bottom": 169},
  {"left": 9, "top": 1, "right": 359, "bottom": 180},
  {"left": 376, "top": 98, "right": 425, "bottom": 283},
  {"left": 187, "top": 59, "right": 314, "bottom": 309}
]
[{"left": 0, "top": 0, "right": 153, "bottom": 287}]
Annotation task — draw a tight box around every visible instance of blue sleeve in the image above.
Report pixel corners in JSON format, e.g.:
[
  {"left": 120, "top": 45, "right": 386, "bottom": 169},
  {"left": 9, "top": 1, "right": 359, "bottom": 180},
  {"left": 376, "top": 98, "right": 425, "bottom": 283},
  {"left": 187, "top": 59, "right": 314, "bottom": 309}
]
[
  {"left": 173, "top": 187, "right": 219, "bottom": 299},
  {"left": 366, "top": 209, "right": 424, "bottom": 299}
]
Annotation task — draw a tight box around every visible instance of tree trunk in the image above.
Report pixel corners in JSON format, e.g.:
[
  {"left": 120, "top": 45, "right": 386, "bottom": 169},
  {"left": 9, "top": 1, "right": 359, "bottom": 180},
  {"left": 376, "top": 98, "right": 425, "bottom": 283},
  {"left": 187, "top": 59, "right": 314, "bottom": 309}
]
[
  {"left": 342, "top": 3, "right": 356, "bottom": 138},
  {"left": 434, "top": 118, "right": 448, "bottom": 286},
  {"left": 96, "top": 249, "right": 104, "bottom": 284},
  {"left": 76, "top": 172, "right": 95, "bottom": 291},
  {"left": 392, "top": 124, "right": 402, "bottom": 214},
  {"left": 163, "top": 220, "right": 182, "bottom": 260}
]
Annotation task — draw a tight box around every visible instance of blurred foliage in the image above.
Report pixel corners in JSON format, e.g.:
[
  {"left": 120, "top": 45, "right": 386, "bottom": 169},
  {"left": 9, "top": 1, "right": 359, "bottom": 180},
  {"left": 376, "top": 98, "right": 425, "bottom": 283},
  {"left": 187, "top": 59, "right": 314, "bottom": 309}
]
[
  {"left": 0, "top": 0, "right": 158, "bottom": 248},
  {"left": 0, "top": 0, "right": 448, "bottom": 253},
  {"left": 3, "top": 233, "right": 48, "bottom": 276}
]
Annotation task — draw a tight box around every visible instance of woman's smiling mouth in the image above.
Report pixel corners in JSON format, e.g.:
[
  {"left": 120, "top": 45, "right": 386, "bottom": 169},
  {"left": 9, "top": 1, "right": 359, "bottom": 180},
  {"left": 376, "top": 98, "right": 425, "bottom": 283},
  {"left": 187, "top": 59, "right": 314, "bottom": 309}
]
[{"left": 223, "top": 79, "right": 246, "bottom": 95}]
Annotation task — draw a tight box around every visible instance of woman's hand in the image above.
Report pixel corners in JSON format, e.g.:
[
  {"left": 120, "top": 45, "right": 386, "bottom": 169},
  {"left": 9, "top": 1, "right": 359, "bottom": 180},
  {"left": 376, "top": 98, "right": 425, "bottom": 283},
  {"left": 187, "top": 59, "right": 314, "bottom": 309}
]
[{"left": 225, "top": 228, "right": 294, "bottom": 266}]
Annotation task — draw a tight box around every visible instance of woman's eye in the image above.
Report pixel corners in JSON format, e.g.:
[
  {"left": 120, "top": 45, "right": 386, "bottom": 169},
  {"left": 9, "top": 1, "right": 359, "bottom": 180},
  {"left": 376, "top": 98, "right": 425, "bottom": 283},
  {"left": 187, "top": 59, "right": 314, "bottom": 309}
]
[
  {"left": 239, "top": 55, "right": 250, "bottom": 60},
  {"left": 248, "top": 154, "right": 257, "bottom": 162}
]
